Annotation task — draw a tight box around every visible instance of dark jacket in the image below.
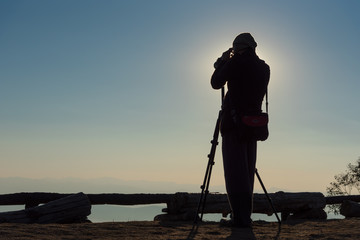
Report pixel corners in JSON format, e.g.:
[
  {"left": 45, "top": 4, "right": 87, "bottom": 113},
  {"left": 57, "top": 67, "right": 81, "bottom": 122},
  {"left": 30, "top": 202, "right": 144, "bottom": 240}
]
[{"left": 211, "top": 48, "right": 270, "bottom": 134}]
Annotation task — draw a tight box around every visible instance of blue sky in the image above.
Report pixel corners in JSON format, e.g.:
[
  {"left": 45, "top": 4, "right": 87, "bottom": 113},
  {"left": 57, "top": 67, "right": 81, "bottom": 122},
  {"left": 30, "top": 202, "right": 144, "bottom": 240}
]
[{"left": 1, "top": 0, "right": 359, "bottom": 193}]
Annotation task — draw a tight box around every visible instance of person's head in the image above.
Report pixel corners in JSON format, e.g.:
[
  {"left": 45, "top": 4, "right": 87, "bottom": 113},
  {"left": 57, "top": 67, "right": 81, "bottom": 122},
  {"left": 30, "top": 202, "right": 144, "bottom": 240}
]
[{"left": 232, "top": 33, "right": 257, "bottom": 53}]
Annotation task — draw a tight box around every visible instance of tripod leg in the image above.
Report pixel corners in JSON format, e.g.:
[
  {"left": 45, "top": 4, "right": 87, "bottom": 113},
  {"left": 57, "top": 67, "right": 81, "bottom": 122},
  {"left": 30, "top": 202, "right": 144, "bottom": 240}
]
[
  {"left": 194, "top": 109, "right": 222, "bottom": 224},
  {"left": 194, "top": 160, "right": 213, "bottom": 223},
  {"left": 194, "top": 87, "right": 225, "bottom": 225},
  {"left": 255, "top": 168, "right": 281, "bottom": 225}
]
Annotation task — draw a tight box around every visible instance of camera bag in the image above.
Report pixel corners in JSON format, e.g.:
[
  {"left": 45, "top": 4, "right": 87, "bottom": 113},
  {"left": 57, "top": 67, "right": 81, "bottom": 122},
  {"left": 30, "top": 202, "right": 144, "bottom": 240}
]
[{"left": 231, "top": 90, "right": 269, "bottom": 141}]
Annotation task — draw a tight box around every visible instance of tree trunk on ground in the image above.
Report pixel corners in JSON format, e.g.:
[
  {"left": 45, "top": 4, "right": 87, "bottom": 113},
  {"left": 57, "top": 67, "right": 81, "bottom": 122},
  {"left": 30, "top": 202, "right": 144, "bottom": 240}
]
[
  {"left": 164, "top": 192, "right": 326, "bottom": 215},
  {"left": 156, "top": 192, "right": 327, "bottom": 221},
  {"left": 287, "top": 208, "right": 327, "bottom": 220},
  {"left": 0, "top": 192, "right": 91, "bottom": 224},
  {"left": 0, "top": 192, "right": 342, "bottom": 222},
  {"left": 0, "top": 193, "right": 173, "bottom": 206},
  {"left": 325, "top": 195, "right": 360, "bottom": 204},
  {"left": 340, "top": 200, "right": 360, "bottom": 218}
]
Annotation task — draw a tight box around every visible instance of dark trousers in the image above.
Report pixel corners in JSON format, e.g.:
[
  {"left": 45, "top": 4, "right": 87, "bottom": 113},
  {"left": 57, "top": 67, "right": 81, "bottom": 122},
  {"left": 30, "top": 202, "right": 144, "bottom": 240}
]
[{"left": 222, "top": 130, "right": 257, "bottom": 225}]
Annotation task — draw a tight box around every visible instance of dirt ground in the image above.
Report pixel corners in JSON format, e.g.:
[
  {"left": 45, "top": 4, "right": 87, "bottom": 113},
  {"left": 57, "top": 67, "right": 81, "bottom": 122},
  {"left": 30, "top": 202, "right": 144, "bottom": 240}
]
[{"left": 0, "top": 218, "right": 359, "bottom": 240}]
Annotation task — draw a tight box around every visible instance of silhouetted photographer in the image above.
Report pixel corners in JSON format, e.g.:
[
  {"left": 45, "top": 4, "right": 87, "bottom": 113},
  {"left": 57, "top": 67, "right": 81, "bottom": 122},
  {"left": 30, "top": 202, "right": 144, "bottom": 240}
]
[{"left": 211, "top": 33, "right": 270, "bottom": 228}]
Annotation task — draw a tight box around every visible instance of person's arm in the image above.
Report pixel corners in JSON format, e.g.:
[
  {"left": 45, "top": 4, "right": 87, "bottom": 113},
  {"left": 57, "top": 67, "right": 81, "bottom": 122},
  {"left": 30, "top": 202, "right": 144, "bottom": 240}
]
[{"left": 210, "top": 48, "right": 233, "bottom": 89}]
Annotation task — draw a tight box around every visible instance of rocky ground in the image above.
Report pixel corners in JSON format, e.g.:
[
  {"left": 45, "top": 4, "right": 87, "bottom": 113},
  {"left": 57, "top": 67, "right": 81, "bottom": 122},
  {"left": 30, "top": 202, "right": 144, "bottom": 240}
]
[{"left": 0, "top": 218, "right": 360, "bottom": 239}]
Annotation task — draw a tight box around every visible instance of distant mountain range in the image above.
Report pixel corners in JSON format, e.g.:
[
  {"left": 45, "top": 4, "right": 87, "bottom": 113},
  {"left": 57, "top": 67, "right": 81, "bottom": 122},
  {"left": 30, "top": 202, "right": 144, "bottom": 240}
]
[
  {"left": 0, "top": 177, "right": 227, "bottom": 194},
  {"left": 0, "top": 177, "right": 286, "bottom": 195}
]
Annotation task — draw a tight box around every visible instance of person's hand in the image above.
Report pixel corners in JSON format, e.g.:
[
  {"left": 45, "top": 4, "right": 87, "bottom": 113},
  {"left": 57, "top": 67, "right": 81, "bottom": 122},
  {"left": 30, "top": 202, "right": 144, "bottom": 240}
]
[{"left": 220, "top": 48, "right": 233, "bottom": 61}]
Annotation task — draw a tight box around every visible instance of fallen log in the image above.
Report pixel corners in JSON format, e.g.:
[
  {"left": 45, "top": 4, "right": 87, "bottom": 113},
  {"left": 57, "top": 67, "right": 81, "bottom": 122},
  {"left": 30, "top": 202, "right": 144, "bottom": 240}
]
[
  {"left": 155, "top": 192, "right": 327, "bottom": 221},
  {"left": 0, "top": 192, "right": 91, "bottom": 224},
  {"left": 88, "top": 193, "right": 172, "bottom": 205},
  {"left": 0, "top": 193, "right": 173, "bottom": 207},
  {"left": 3, "top": 193, "right": 356, "bottom": 208},
  {"left": 325, "top": 195, "right": 360, "bottom": 205},
  {"left": 0, "top": 191, "right": 332, "bottom": 222},
  {"left": 340, "top": 200, "right": 360, "bottom": 218},
  {"left": 0, "top": 192, "right": 330, "bottom": 212},
  {"left": 0, "top": 193, "right": 73, "bottom": 207},
  {"left": 163, "top": 192, "right": 326, "bottom": 215},
  {"left": 286, "top": 208, "right": 327, "bottom": 220}
]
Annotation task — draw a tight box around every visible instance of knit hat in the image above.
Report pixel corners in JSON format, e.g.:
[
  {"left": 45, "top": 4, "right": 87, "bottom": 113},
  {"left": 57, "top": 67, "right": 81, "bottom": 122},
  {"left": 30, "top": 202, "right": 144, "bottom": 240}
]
[{"left": 232, "top": 33, "right": 257, "bottom": 52}]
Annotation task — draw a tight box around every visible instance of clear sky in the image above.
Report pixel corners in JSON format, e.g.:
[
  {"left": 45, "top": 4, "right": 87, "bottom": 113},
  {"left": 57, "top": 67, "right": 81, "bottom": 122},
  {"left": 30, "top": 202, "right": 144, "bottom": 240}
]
[{"left": 1, "top": 0, "right": 359, "bottom": 193}]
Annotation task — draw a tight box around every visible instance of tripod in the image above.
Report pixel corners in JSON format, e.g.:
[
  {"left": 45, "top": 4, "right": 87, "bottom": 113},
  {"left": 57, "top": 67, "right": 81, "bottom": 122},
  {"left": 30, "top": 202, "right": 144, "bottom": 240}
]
[
  {"left": 194, "top": 87, "right": 281, "bottom": 225},
  {"left": 194, "top": 87, "right": 225, "bottom": 224}
]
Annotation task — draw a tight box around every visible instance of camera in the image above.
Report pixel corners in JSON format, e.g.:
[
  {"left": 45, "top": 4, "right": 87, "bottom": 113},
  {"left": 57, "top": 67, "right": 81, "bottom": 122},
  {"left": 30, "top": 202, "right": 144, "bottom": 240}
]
[{"left": 214, "top": 48, "right": 234, "bottom": 69}]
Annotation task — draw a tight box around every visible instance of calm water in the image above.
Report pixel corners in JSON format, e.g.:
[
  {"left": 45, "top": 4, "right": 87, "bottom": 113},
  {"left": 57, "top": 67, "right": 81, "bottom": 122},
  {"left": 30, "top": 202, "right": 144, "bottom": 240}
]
[{"left": 0, "top": 204, "right": 344, "bottom": 223}]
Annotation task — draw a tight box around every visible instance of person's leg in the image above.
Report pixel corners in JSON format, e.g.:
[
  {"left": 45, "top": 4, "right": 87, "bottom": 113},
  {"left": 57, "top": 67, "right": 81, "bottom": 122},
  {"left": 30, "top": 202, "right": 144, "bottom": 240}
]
[
  {"left": 246, "top": 140, "right": 257, "bottom": 214},
  {"left": 222, "top": 132, "right": 256, "bottom": 227}
]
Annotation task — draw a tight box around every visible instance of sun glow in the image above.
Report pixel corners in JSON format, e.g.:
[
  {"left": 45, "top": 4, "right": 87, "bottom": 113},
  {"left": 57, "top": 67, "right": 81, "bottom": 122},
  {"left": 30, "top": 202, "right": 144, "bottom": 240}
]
[{"left": 256, "top": 46, "right": 289, "bottom": 91}]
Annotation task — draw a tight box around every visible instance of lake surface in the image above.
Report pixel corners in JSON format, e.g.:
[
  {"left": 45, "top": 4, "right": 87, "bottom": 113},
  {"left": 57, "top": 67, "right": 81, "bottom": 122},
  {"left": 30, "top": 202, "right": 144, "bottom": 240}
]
[{"left": 0, "top": 204, "right": 344, "bottom": 223}]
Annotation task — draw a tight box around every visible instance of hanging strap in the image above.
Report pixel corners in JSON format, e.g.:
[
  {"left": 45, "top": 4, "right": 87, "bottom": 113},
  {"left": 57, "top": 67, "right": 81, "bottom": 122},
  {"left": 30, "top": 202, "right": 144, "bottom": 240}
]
[{"left": 265, "top": 89, "right": 268, "bottom": 114}]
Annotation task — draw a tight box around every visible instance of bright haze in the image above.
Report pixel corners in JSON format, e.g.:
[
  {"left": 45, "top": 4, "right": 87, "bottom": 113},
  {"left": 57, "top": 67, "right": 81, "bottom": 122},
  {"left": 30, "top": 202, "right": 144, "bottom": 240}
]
[{"left": 1, "top": 0, "right": 359, "bottom": 194}]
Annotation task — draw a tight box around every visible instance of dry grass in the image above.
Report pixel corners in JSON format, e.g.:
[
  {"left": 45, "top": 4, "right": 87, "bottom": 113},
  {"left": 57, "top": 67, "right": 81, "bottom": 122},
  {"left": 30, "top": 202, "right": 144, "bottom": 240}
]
[{"left": 0, "top": 218, "right": 359, "bottom": 239}]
